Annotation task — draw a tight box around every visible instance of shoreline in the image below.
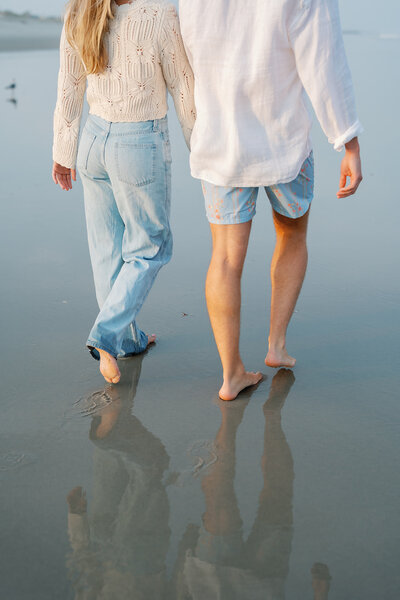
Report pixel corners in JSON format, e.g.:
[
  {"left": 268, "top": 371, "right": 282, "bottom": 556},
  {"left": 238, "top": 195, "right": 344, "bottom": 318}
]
[{"left": 0, "top": 14, "right": 62, "bottom": 53}]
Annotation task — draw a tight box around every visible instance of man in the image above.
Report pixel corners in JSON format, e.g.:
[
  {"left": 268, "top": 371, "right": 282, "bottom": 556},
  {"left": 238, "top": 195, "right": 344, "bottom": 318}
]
[{"left": 179, "top": 0, "right": 363, "bottom": 401}]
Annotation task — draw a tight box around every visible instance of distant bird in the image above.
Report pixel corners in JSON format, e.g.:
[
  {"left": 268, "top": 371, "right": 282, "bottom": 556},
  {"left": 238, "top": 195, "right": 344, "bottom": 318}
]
[
  {"left": 7, "top": 97, "right": 17, "bottom": 107},
  {"left": 5, "top": 80, "right": 16, "bottom": 90}
]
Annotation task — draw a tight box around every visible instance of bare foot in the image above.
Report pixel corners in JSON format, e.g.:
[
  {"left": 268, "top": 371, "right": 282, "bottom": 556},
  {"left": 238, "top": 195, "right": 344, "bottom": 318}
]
[
  {"left": 219, "top": 369, "right": 263, "bottom": 402},
  {"left": 96, "top": 348, "right": 121, "bottom": 384},
  {"left": 269, "top": 368, "right": 295, "bottom": 396},
  {"left": 147, "top": 334, "right": 156, "bottom": 346},
  {"left": 265, "top": 346, "right": 296, "bottom": 368},
  {"left": 263, "top": 369, "right": 295, "bottom": 415}
]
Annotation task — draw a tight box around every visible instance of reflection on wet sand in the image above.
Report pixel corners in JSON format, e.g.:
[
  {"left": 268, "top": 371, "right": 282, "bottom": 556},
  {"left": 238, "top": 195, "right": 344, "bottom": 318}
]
[
  {"left": 66, "top": 355, "right": 170, "bottom": 599},
  {"left": 173, "top": 370, "right": 331, "bottom": 600},
  {"left": 66, "top": 367, "right": 331, "bottom": 599}
]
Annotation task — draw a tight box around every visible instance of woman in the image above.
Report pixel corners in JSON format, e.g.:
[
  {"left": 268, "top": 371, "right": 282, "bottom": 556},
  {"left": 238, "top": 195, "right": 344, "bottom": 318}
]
[{"left": 52, "top": 0, "right": 195, "bottom": 383}]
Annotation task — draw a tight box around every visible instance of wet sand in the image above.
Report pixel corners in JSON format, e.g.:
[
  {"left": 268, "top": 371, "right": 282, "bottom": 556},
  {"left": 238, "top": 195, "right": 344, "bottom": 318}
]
[{"left": 0, "top": 3, "right": 399, "bottom": 599}]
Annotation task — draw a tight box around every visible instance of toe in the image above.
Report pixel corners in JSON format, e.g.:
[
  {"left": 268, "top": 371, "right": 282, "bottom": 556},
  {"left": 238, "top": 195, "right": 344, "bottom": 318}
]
[{"left": 286, "top": 357, "right": 296, "bottom": 368}]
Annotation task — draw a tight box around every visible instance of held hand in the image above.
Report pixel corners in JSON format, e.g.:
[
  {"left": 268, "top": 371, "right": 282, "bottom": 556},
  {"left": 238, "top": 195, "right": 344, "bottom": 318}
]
[
  {"left": 337, "top": 137, "right": 363, "bottom": 199},
  {"left": 52, "top": 161, "right": 76, "bottom": 191}
]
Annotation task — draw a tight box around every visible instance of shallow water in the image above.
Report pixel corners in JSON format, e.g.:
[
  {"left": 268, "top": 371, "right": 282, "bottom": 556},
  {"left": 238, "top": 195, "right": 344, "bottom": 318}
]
[{"left": 0, "top": 5, "right": 400, "bottom": 599}]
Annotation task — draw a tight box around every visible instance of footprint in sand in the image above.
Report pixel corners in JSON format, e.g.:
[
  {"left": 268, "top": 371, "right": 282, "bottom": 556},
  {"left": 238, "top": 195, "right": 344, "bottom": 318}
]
[
  {"left": 171, "top": 440, "right": 218, "bottom": 487},
  {"left": 0, "top": 451, "right": 35, "bottom": 472},
  {"left": 63, "top": 390, "right": 114, "bottom": 421}
]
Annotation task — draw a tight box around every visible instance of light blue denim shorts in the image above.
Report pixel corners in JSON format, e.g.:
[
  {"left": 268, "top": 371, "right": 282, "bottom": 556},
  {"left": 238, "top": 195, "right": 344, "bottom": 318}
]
[{"left": 202, "top": 152, "right": 314, "bottom": 224}]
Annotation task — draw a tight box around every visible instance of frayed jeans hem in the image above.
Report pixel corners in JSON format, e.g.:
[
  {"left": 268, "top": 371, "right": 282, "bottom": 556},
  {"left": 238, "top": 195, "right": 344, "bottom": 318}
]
[{"left": 87, "top": 341, "right": 118, "bottom": 361}]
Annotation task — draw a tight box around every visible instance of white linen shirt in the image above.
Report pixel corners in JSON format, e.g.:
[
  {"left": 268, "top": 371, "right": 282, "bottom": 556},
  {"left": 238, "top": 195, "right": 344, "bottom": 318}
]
[{"left": 179, "top": 0, "right": 363, "bottom": 187}]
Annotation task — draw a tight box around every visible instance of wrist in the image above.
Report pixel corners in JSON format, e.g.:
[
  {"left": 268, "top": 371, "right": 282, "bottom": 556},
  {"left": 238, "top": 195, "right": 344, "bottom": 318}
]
[{"left": 345, "top": 137, "right": 360, "bottom": 153}]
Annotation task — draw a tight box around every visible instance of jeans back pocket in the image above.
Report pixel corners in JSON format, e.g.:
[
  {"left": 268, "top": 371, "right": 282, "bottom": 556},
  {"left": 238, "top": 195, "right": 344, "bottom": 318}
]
[{"left": 116, "top": 142, "right": 156, "bottom": 187}]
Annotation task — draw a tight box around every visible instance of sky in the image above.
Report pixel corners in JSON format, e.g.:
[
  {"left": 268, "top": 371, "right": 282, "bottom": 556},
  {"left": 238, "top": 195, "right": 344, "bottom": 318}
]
[{"left": 0, "top": 0, "right": 399, "bottom": 33}]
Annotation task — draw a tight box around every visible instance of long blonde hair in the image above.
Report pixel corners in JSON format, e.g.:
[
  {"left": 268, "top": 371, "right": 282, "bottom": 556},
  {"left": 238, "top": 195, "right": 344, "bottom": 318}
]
[{"left": 65, "top": 0, "right": 114, "bottom": 74}]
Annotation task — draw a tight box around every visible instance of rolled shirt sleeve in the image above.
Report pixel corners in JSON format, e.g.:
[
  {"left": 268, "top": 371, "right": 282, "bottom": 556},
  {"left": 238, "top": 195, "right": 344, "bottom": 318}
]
[{"left": 289, "top": 0, "right": 363, "bottom": 151}]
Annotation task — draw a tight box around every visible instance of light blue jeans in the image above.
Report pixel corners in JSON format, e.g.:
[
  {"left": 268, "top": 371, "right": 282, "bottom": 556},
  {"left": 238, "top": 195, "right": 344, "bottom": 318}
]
[{"left": 77, "top": 114, "right": 172, "bottom": 359}]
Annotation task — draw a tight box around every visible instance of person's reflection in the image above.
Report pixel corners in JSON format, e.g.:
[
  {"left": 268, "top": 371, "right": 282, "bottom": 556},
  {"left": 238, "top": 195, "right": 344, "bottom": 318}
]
[
  {"left": 176, "top": 369, "right": 331, "bottom": 600},
  {"left": 66, "top": 355, "right": 170, "bottom": 600}
]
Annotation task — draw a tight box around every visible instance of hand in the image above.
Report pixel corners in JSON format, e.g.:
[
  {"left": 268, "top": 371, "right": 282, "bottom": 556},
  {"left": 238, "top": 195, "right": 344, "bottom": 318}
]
[
  {"left": 52, "top": 161, "right": 76, "bottom": 191},
  {"left": 66, "top": 486, "right": 87, "bottom": 514},
  {"left": 337, "top": 137, "right": 363, "bottom": 199}
]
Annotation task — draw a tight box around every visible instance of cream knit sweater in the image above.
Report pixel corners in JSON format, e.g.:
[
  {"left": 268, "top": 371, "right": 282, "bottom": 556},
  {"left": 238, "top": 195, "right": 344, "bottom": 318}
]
[{"left": 53, "top": 0, "right": 195, "bottom": 169}]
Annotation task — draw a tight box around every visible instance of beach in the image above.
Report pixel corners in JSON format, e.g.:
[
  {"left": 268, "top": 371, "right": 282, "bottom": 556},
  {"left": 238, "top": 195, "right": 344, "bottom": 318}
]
[
  {"left": 0, "top": 11, "right": 61, "bottom": 52},
  {"left": 0, "top": 2, "right": 399, "bottom": 599}
]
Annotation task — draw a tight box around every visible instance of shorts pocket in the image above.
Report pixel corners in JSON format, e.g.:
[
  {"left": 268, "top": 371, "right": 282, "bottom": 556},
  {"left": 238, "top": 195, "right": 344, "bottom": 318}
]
[
  {"left": 116, "top": 142, "right": 156, "bottom": 187},
  {"left": 77, "top": 130, "right": 97, "bottom": 171}
]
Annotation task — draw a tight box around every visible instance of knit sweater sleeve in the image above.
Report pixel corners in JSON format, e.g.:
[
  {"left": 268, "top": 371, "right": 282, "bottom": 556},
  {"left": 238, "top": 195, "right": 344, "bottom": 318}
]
[
  {"left": 159, "top": 4, "right": 196, "bottom": 149},
  {"left": 53, "top": 25, "right": 87, "bottom": 169}
]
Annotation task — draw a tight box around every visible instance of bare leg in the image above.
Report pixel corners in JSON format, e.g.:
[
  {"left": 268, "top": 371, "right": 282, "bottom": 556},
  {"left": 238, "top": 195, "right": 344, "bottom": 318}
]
[
  {"left": 201, "top": 400, "right": 249, "bottom": 535},
  {"left": 311, "top": 563, "right": 332, "bottom": 600},
  {"left": 265, "top": 209, "right": 310, "bottom": 368},
  {"left": 206, "top": 222, "right": 262, "bottom": 401},
  {"left": 96, "top": 334, "right": 156, "bottom": 384},
  {"left": 246, "top": 369, "right": 295, "bottom": 580}
]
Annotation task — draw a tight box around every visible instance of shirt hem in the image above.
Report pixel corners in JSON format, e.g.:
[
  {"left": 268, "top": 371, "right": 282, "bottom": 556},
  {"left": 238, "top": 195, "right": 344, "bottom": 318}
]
[{"left": 191, "top": 147, "right": 312, "bottom": 188}]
